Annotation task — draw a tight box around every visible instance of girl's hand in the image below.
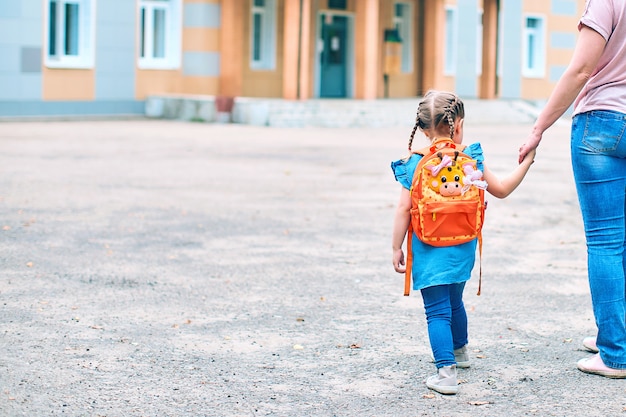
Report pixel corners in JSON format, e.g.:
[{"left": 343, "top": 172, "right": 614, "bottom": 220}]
[{"left": 393, "top": 249, "right": 406, "bottom": 273}]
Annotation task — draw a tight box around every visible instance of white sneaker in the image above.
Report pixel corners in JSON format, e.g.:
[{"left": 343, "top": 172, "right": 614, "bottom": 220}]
[
  {"left": 426, "top": 365, "right": 458, "bottom": 395},
  {"left": 454, "top": 345, "right": 471, "bottom": 368},
  {"left": 430, "top": 345, "right": 471, "bottom": 368},
  {"left": 582, "top": 336, "right": 599, "bottom": 353}
]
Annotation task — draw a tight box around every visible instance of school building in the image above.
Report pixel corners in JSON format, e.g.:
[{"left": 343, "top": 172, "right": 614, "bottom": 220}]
[{"left": 0, "top": 0, "right": 584, "bottom": 120}]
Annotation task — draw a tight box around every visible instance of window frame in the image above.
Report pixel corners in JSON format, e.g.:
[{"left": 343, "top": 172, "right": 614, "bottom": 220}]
[
  {"left": 522, "top": 14, "right": 546, "bottom": 78},
  {"left": 476, "top": 10, "right": 483, "bottom": 76},
  {"left": 250, "top": 0, "right": 277, "bottom": 71},
  {"left": 138, "top": 0, "right": 182, "bottom": 70},
  {"left": 45, "top": 0, "right": 96, "bottom": 69},
  {"left": 444, "top": 6, "right": 457, "bottom": 76},
  {"left": 393, "top": 2, "right": 413, "bottom": 74}
]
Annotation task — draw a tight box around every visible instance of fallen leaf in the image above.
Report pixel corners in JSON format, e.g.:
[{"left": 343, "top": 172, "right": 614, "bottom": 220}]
[
  {"left": 423, "top": 394, "right": 435, "bottom": 399},
  {"left": 296, "top": 317, "right": 304, "bottom": 322},
  {"left": 350, "top": 343, "right": 361, "bottom": 349},
  {"left": 563, "top": 338, "right": 573, "bottom": 343},
  {"left": 476, "top": 354, "right": 486, "bottom": 359},
  {"left": 469, "top": 401, "right": 492, "bottom": 406},
  {"left": 90, "top": 325, "right": 103, "bottom": 330},
  {"left": 172, "top": 324, "right": 179, "bottom": 329},
  {"left": 26, "top": 262, "right": 33, "bottom": 267}
]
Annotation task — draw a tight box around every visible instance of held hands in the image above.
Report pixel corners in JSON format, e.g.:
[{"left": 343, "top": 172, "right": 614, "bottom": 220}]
[
  {"left": 519, "top": 132, "right": 542, "bottom": 164},
  {"left": 520, "top": 147, "right": 537, "bottom": 165},
  {"left": 393, "top": 248, "right": 406, "bottom": 273}
]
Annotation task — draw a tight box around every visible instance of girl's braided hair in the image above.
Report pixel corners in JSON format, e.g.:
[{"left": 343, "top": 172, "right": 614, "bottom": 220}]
[{"left": 408, "top": 90, "right": 465, "bottom": 152}]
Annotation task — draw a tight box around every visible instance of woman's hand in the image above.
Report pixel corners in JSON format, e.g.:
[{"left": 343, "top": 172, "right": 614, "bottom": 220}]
[{"left": 393, "top": 248, "right": 406, "bottom": 273}]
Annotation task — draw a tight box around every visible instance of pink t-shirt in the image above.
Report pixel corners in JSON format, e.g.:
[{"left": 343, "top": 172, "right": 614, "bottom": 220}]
[{"left": 574, "top": 0, "right": 626, "bottom": 115}]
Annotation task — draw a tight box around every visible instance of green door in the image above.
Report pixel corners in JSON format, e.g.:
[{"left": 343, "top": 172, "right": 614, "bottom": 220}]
[{"left": 319, "top": 14, "right": 348, "bottom": 98}]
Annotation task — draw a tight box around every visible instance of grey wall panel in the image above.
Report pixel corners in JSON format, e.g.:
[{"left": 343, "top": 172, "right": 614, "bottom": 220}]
[
  {"left": 0, "top": 0, "right": 42, "bottom": 101},
  {"left": 455, "top": 0, "right": 478, "bottom": 98},
  {"left": 552, "top": 0, "right": 578, "bottom": 16},
  {"left": 95, "top": 0, "right": 136, "bottom": 100},
  {"left": 21, "top": 47, "right": 42, "bottom": 73},
  {"left": 0, "top": 100, "right": 145, "bottom": 117},
  {"left": 499, "top": 0, "right": 523, "bottom": 99},
  {"left": 184, "top": 3, "right": 220, "bottom": 28},
  {"left": 183, "top": 51, "right": 220, "bottom": 77},
  {"left": 0, "top": 44, "right": 20, "bottom": 72},
  {"left": 0, "top": 74, "right": 41, "bottom": 100}
]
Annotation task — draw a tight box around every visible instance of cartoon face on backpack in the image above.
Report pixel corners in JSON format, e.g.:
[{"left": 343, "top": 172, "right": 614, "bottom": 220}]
[{"left": 425, "top": 152, "right": 465, "bottom": 196}]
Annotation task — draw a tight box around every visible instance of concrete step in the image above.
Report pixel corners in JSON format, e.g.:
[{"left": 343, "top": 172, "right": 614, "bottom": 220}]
[{"left": 145, "top": 95, "right": 546, "bottom": 128}]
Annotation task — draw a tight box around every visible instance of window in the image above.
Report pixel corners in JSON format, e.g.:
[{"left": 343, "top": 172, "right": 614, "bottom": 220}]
[
  {"left": 250, "top": 0, "right": 276, "bottom": 70},
  {"left": 328, "top": 0, "right": 347, "bottom": 10},
  {"left": 444, "top": 7, "right": 457, "bottom": 75},
  {"left": 476, "top": 10, "right": 483, "bottom": 76},
  {"left": 522, "top": 15, "right": 546, "bottom": 78},
  {"left": 393, "top": 2, "right": 413, "bottom": 73},
  {"left": 138, "top": 0, "right": 182, "bottom": 70},
  {"left": 46, "top": 0, "right": 95, "bottom": 68}
]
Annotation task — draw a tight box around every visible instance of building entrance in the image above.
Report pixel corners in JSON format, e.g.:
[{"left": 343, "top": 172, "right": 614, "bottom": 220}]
[{"left": 318, "top": 14, "right": 350, "bottom": 98}]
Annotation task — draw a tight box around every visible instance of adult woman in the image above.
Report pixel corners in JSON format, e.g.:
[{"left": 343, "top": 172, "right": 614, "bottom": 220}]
[{"left": 518, "top": 1, "right": 626, "bottom": 378}]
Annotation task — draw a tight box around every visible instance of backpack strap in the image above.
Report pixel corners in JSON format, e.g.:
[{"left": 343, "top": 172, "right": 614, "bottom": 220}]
[
  {"left": 477, "top": 230, "right": 482, "bottom": 296},
  {"left": 404, "top": 222, "right": 413, "bottom": 296}
]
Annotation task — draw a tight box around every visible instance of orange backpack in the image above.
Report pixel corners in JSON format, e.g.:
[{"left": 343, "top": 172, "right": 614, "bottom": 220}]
[{"left": 404, "top": 138, "right": 487, "bottom": 296}]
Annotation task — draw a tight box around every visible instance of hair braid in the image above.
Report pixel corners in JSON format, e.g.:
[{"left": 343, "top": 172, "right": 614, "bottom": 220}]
[
  {"left": 408, "top": 114, "right": 420, "bottom": 151},
  {"left": 445, "top": 107, "right": 454, "bottom": 139}
]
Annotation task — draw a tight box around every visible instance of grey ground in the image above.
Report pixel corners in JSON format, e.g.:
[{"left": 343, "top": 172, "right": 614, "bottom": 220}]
[{"left": 0, "top": 119, "right": 624, "bottom": 417}]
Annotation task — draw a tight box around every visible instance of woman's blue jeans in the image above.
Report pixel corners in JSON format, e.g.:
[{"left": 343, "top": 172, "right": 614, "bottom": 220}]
[
  {"left": 421, "top": 282, "right": 468, "bottom": 368},
  {"left": 572, "top": 110, "right": 626, "bottom": 369}
]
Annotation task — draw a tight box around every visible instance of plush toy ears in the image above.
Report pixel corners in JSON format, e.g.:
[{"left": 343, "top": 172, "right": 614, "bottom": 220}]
[
  {"left": 428, "top": 154, "right": 453, "bottom": 176},
  {"left": 462, "top": 162, "right": 475, "bottom": 175}
]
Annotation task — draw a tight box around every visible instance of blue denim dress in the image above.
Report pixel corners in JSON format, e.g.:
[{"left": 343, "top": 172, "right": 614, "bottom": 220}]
[{"left": 391, "top": 142, "right": 485, "bottom": 291}]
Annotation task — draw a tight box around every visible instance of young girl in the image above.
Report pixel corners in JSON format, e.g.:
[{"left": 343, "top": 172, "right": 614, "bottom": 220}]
[{"left": 391, "top": 90, "right": 536, "bottom": 395}]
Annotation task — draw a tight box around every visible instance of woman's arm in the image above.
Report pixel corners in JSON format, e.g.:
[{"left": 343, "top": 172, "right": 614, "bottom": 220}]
[
  {"left": 392, "top": 187, "right": 411, "bottom": 273},
  {"left": 483, "top": 149, "right": 536, "bottom": 199},
  {"left": 519, "top": 25, "right": 607, "bottom": 162}
]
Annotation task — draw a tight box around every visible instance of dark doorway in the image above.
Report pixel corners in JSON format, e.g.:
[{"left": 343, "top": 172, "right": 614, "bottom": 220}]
[{"left": 319, "top": 14, "right": 348, "bottom": 98}]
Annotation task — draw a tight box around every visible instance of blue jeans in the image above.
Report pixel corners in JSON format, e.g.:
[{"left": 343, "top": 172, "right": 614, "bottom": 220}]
[
  {"left": 572, "top": 110, "right": 626, "bottom": 369},
  {"left": 421, "top": 282, "right": 468, "bottom": 368}
]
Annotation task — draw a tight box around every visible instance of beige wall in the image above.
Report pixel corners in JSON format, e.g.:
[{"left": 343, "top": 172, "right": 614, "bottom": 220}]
[{"left": 42, "top": 68, "right": 95, "bottom": 101}]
